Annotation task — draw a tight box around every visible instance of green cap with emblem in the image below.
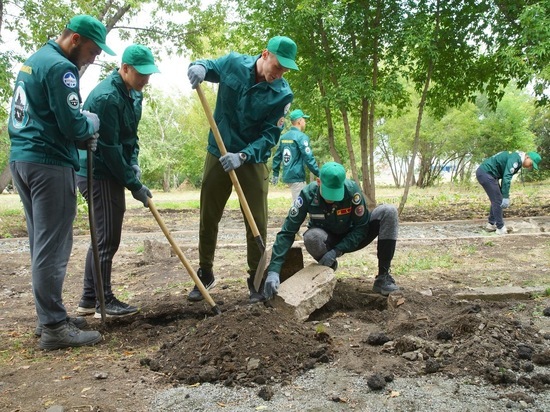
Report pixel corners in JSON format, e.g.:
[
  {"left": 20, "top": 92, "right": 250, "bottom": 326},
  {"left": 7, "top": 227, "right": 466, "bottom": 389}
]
[
  {"left": 320, "top": 162, "right": 346, "bottom": 202},
  {"left": 66, "top": 15, "right": 116, "bottom": 56},
  {"left": 267, "top": 36, "right": 299, "bottom": 70},
  {"left": 122, "top": 45, "right": 160, "bottom": 75},
  {"left": 289, "top": 109, "right": 310, "bottom": 122},
  {"left": 526, "top": 151, "right": 541, "bottom": 170}
]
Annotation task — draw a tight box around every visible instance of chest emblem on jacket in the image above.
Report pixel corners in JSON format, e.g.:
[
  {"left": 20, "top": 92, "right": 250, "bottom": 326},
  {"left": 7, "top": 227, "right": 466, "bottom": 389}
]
[{"left": 336, "top": 207, "right": 352, "bottom": 215}]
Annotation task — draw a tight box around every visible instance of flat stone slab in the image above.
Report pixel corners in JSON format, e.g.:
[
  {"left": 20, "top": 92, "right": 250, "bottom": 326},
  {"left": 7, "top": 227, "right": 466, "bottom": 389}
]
[
  {"left": 272, "top": 263, "right": 336, "bottom": 321},
  {"left": 454, "top": 286, "right": 548, "bottom": 301}
]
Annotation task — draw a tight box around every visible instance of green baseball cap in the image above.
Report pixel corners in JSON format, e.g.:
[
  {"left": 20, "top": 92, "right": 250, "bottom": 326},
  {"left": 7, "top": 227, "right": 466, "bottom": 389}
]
[
  {"left": 289, "top": 109, "right": 310, "bottom": 122},
  {"left": 320, "top": 162, "right": 346, "bottom": 202},
  {"left": 267, "top": 36, "right": 299, "bottom": 70},
  {"left": 122, "top": 45, "right": 160, "bottom": 75},
  {"left": 66, "top": 15, "right": 116, "bottom": 56},
  {"left": 526, "top": 151, "right": 541, "bottom": 170}
]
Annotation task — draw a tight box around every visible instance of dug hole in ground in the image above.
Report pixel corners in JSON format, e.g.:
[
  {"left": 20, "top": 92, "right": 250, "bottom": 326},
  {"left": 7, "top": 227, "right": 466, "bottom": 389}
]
[{"left": 0, "top": 194, "right": 549, "bottom": 411}]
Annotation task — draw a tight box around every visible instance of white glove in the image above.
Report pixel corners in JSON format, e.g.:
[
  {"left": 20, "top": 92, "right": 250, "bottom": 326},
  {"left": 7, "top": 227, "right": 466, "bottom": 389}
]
[
  {"left": 187, "top": 65, "right": 206, "bottom": 89},
  {"left": 87, "top": 133, "right": 99, "bottom": 152},
  {"left": 82, "top": 110, "right": 100, "bottom": 134}
]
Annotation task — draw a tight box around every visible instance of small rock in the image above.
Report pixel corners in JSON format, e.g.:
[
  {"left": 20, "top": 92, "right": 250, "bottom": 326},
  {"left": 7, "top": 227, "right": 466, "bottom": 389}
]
[
  {"left": 367, "top": 373, "right": 386, "bottom": 390},
  {"left": 46, "top": 406, "right": 64, "bottom": 412},
  {"left": 425, "top": 358, "right": 440, "bottom": 374},
  {"left": 247, "top": 358, "right": 261, "bottom": 371},
  {"left": 437, "top": 330, "right": 453, "bottom": 341},
  {"left": 516, "top": 344, "right": 533, "bottom": 360},
  {"left": 543, "top": 307, "right": 550, "bottom": 317},
  {"left": 258, "top": 386, "right": 274, "bottom": 401},
  {"left": 532, "top": 350, "right": 550, "bottom": 366},
  {"left": 366, "top": 332, "right": 391, "bottom": 346},
  {"left": 522, "top": 361, "right": 534, "bottom": 372},
  {"left": 94, "top": 372, "right": 109, "bottom": 380}
]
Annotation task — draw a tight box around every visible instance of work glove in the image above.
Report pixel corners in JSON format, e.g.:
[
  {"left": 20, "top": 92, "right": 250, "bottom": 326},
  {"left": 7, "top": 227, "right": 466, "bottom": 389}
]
[
  {"left": 271, "top": 176, "right": 279, "bottom": 185},
  {"left": 82, "top": 110, "right": 100, "bottom": 134},
  {"left": 501, "top": 198, "right": 510, "bottom": 209},
  {"left": 187, "top": 65, "right": 206, "bottom": 89},
  {"left": 263, "top": 271, "right": 280, "bottom": 300},
  {"left": 87, "top": 133, "right": 99, "bottom": 152},
  {"left": 318, "top": 249, "right": 340, "bottom": 268},
  {"left": 219, "top": 152, "right": 245, "bottom": 172},
  {"left": 132, "top": 164, "right": 142, "bottom": 181},
  {"left": 132, "top": 184, "right": 152, "bottom": 207}
]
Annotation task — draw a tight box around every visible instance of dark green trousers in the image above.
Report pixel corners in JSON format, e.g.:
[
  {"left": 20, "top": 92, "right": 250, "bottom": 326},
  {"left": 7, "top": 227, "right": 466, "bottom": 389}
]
[{"left": 199, "top": 152, "right": 269, "bottom": 274}]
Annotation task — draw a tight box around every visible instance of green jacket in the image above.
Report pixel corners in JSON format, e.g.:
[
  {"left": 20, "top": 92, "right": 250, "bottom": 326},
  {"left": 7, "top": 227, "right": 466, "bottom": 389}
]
[
  {"left": 9, "top": 40, "right": 94, "bottom": 169},
  {"left": 479, "top": 151, "right": 523, "bottom": 198},
  {"left": 76, "top": 69, "right": 142, "bottom": 192},
  {"left": 191, "top": 52, "right": 293, "bottom": 163},
  {"left": 272, "top": 126, "right": 319, "bottom": 183},
  {"left": 268, "top": 179, "right": 370, "bottom": 273}
]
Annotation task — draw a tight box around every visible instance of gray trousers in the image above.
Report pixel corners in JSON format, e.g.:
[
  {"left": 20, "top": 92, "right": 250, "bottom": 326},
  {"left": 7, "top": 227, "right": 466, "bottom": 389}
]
[
  {"left": 76, "top": 176, "right": 126, "bottom": 302},
  {"left": 303, "top": 204, "right": 399, "bottom": 272},
  {"left": 10, "top": 161, "right": 76, "bottom": 327},
  {"left": 476, "top": 167, "right": 504, "bottom": 229}
]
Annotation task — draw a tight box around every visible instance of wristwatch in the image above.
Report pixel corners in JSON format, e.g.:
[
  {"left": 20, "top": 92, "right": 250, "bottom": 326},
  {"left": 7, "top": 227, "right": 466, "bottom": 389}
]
[{"left": 239, "top": 153, "right": 247, "bottom": 162}]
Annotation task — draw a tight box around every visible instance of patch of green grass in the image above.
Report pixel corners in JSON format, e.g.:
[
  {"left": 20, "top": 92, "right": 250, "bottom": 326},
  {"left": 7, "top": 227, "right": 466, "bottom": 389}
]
[
  {"left": 393, "top": 251, "right": 454, "bottom": 275},
  {"left": 135, "top": 244, "right": 144, "bottom": 254}
]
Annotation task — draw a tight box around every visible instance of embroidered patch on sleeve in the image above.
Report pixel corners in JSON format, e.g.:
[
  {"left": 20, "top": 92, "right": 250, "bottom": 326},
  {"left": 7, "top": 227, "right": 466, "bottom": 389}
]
[
  {"left": 67, "top": 92, "right": 80, "bottom": 109},
  {"left": 355, "top": 205, "right": 365, "bottom": 217},
  {"left": 352, "top": 193, "right": 362, "bottom": 205},
  {"left": 283, "top": 103, "right": 291, "bottom": 115},
  {"left": 63, "top": 71, "right": 78, "bottom": 88}
]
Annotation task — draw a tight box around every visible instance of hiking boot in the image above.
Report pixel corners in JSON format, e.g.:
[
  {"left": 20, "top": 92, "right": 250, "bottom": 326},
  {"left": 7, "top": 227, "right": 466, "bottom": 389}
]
[
  {"left": 39, "top": 321, "right": 102, "bottom": 350},
  {"left": 188, "top": 268, "right": 216, "bottom": 302},
  {"left": 372, "top": 272, "right": 399, "bottom": 296},
  {"left": 35, "top": 316, "right": 87, "bottom": 337},
  {"left": 76, "top": 298, "right": 96, "bottom": 315},
  {"left": 94, "top": 297, "right": 139, "bottom": 319},
  {"left": 247, "top": 278, "right": 265, "bottom": 304},
  {"left": 485, "top": 223, "right": 497, "bottom": 232},
  {"left": 496, "top": 225, "right": 508, "bottom": 235}
]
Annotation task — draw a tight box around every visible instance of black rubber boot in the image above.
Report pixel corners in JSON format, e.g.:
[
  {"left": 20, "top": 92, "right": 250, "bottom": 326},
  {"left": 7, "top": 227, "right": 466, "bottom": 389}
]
[{"left": 247, "top": 277, "right": 265, "bottom": 304}]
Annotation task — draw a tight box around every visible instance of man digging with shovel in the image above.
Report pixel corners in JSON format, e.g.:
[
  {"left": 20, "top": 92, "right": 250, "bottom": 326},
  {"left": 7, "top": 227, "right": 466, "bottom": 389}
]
[{"left": 187, "top": 36, "right": 298, "bottom": 303}]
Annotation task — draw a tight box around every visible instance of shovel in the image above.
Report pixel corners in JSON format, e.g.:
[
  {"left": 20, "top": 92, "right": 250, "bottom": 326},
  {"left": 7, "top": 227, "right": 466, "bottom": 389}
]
[
  {"left": 86, "top": 142, "right": 106, "bottom": 322},
  {"left": 196, "top": 85, "right": 267, "bottom": 292},
  {"left": 147, "top": 198, "right": 221, "bottom": 315}
]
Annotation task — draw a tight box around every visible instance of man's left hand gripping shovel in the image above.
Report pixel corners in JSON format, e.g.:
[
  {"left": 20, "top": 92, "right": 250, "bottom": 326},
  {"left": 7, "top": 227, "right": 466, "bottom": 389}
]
[
  {"left": 87, "top": 142, "right": 106, "bottom": 322},
  {"left": 196, "top": 85, "right": 267, "bottom": 292},
  {"left": 148, "top": 198, "right": 221, "bottom": 315}
]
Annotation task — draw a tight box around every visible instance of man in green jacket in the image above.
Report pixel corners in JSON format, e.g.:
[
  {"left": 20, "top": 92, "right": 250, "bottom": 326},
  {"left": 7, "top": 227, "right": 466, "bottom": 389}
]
[
  {"left": 263, "top": 162, "right": 400, "bottom": 300},
  {"left": 8, "top": 15, "right": 115, "bottom": 350},
  {"left": 187, "top": 36, "right": 297, "bottom": 303},
  {"left": 476, "top": 151, "right": 541, "bottom": 235},
  {"left": 75, "top": 44, "right": 158, "bottom": 318},
  {"left": 272, "top": 109, "right": 320, "bottom": 202}
]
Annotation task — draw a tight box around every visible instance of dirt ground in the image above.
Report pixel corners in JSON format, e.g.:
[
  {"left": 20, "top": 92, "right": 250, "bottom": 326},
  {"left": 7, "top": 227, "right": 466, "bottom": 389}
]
[{"left": 1, "top": 199, "right": 550, "bottom": 412}]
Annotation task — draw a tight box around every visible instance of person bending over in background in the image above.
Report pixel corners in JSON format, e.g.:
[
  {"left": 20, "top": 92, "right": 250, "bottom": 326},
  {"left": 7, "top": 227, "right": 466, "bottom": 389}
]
[
  {"left": 272, "top": 109, "right": 320, "bottom": 202},
  {"left": 76, "top": 44, "right": 158, "bottom": 318},
  {"left": 8, "top": 15, "right": 115, "bottom": 349},
  {"left": 186, "top": 36, "right": 298, "bottom": 303},
  {"left": 263, "top": 162, "right": 400, "bottom": 300},
  {"left": 476, "top": 151, "right": 541, "bottom": 235}
]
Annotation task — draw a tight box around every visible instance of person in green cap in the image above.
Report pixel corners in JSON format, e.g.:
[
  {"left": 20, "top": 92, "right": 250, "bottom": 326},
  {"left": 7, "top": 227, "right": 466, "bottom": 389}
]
[
  {"left": 75, "top": 44, "right": 160, "bottom": 318},
  {"left": 272, "top": 109, "right": 320, "bottom": 202},
  {"left": 186, "top": 36, "right": 298, "bottom": 303},
  {"left": 264, "top": 162, "right": 400, "bottom": 300},
  {"left": 476, "top": 150, "right": 541, "bottom": 235},
  {"left": 8, "top": 14, "right": 115, "bottom": 350}
]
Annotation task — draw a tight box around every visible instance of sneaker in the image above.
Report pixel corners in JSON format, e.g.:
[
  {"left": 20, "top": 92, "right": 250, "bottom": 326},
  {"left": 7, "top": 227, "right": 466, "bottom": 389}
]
[
  {"left": 485, "top": 223, "right": 497, "bottom": 232},
  {"left": 39, "top": 321, "right": 102, "bottom": 350},
  {"left": 496, "top": 225, "right": 508, "bottom": 235},
  {"left": 77, "top": 298, "right": 96, "bottom": 315},
  {"left": 35, "top": 316, "right": 88, "bottom": 337},
  {"left": 94, "top": 297, "right": 139, "bottom": 319},
  {"left": 188, "top": 268, "right": 216, "bottom": 302},
  {"left": 247, "top": 278, "right": 265, "bottom": 304},
  {"left": 372, "top": 272, "right": 399, "bottom": 296}
]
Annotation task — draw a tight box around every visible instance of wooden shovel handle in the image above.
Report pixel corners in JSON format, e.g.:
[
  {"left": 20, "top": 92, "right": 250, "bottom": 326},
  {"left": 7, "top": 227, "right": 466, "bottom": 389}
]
[{"left": 195, "top": 85, "right": 262, "bottom": 241}]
